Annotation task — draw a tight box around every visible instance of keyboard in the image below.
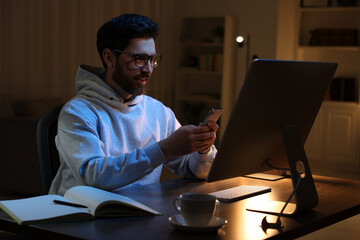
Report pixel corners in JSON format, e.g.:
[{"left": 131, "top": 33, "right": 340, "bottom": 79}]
[{"left": 209, "top": 185, "right": 271, "bottom": 202}]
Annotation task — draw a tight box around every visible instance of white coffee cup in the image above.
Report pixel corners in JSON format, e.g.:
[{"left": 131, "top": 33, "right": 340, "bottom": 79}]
[{"left": 173, "top": 193, "right": 217, "bottom": 226}]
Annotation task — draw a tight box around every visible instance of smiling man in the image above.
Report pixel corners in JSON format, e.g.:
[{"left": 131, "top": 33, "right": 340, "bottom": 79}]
[{"left": 49, "top": 14, "right": 219, "bottom": 195}]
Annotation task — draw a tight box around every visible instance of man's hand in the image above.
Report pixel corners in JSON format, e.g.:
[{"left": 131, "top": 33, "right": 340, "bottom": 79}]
[{"left": 158, "top": 122, "right": 219, "bottom": 160}]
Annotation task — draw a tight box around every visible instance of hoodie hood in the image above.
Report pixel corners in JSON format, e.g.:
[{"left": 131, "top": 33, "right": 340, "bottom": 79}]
[{"left": 75, "top": 64, "right": 143, "bottom": 109}]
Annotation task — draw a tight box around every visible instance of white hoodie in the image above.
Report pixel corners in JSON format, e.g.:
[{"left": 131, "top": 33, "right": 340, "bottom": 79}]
[{"left": 49, "top": 65, "right": 216, "bottom": 195}]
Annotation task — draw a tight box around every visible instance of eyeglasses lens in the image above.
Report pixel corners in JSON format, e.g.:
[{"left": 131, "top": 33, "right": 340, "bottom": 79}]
[{"left": 135, "top": 54, "right": 161, "bottom": 68}]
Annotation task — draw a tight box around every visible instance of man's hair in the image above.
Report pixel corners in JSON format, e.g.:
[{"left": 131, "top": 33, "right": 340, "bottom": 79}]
[{"left": 96, "top": 13, "right": 159, "bottom": 69}]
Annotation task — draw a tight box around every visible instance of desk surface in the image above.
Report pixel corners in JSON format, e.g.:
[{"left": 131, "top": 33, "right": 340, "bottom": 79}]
[{"left": 0, "top": 175, "right": 359, "bottom": 240}]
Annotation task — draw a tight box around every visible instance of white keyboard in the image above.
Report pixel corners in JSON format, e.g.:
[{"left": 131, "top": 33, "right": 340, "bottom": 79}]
[{"left": 209, "top": 185, "right": 271, "bottom": 202}]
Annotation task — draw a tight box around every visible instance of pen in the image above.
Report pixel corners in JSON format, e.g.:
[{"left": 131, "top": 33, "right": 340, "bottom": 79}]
[{"left": 53, "top": 200, "right": 88, "bottom": 208}]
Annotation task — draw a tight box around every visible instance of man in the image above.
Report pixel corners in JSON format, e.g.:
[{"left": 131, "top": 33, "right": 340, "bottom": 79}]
[{"left": 49, "top": 14, "right": 218, "bottom": 195}]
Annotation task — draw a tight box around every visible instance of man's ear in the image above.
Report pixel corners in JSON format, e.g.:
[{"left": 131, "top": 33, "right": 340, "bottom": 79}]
[{"left": 103, "top": 48, "right": 114, "bottom": 69}]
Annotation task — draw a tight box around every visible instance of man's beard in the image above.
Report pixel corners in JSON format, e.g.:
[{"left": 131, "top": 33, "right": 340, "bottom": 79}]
[
  {"left": 112, "top": 67, "right": 148, "bottom": 97},
  {"left": 124, "top": 74, "right": 148, "bottom": 97},
  {"left": 124, "top": 82, "right": 146, "bottom": 97}
]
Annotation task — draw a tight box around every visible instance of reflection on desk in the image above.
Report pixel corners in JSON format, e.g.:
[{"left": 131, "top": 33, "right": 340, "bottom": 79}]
[{"left": 0, "top": 175, "right": 359, "bottom": 240}]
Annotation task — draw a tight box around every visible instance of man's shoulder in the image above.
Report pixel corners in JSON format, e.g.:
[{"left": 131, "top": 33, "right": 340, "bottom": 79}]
[
  {"left": 142, "top": 95, "right": 167, "bottom": 108},
  {"left": 61, "top": 97, "right": 98, "bottom": 116},
  {"left": 65, "top": 96, "right": 93, "bottom": 108}
]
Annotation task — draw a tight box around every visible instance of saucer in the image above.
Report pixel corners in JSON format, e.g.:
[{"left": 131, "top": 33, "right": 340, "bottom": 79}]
[{"left": 168, "top": 215, "right": 227, "bottom": 233}]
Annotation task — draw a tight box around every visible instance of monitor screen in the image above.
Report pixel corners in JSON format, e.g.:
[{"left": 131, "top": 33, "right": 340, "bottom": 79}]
[{"left": 207, "top": 59, "right": 338, "bottom": 182}]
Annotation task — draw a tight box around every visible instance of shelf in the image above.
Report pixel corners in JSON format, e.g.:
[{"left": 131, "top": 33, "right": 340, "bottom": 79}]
[
  {"left": 277, "top": 0, "right": 360, "bottom": 180},
  {"left": 296, "top": 46, "right": 360, "bottom": 62},
  {"left": 301, "top": 6, "right": 360, "bottom": 12},
  {"left": 175, "top": 15, "right": 236, "bottom": 135},
  {"left": 298, "top": 5, "right": 360, "bottom": 47},
  {"left": 323, "top": 100, "right": 360, "bottom": 107},
  {"left": 298, "top": 46, "right": 360, "bottom": 51}
]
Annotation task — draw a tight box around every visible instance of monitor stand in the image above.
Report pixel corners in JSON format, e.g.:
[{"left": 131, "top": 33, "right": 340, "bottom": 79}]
[{"left": 247, "top": 123, "right": 319, "bottom": 216}]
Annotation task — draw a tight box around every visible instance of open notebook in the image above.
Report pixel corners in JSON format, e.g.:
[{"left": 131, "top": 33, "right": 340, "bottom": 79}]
[{"left": 0, "top": 185, "right": 161, "bottom": 225}]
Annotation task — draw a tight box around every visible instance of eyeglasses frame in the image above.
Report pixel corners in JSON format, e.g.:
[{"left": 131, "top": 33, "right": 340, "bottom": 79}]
[{"left": 112, "top": 49, "right": 162, "bottom": 68}]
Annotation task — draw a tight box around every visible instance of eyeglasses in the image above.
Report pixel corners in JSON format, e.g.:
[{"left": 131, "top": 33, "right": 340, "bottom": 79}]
[{"left": 112, "top": 49, "right": 162, "bottom": 68}]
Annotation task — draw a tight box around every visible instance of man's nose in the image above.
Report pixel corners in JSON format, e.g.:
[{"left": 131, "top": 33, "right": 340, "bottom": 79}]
[{"left": 141, "top": 61, "right": 153, "bottom": 74}]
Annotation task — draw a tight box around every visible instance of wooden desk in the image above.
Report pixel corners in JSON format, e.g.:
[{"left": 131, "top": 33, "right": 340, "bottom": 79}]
[{"left": 0, "top": 175, "right": 359, "bottom": 239}]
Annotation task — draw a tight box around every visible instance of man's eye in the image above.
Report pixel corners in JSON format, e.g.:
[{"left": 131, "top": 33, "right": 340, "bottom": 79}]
[{"left": 136, "top": 55, "right": 148, "bottom": 61}]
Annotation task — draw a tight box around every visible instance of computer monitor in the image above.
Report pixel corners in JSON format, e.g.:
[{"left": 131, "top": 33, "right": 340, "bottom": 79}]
[{"left": 207, "top": 59, "right": 337, "bottom": 215}]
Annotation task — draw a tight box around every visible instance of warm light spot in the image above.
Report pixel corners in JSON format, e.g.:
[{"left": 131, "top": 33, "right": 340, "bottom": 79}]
[
  {"left": 240, "top": 194, "right": 277, "bottom": 239},
  {"left": 236, "top": 36, "right": 244, "bottom": 43}
]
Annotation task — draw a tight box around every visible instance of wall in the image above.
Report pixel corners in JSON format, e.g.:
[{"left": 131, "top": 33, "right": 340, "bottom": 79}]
[
  {"left": 0, "top": 0, "right": 278, "bottom": 118},
  {"left": 0, "top": 0, "right": 176, "bottom": 117}
]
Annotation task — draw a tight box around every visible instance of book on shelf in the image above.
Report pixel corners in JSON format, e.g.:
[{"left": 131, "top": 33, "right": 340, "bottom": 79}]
[
  {"left": 329, "top": 77, "right": 356, "bottom": 102},
  {"left": 0, "top": 185, "right": 162, "bottom": 225},
  {"left": 309, "top": 28, "right": 358, "bottom": 46},
  {"left": 199, "top": 53, "right": 223, "bottom": 72},
  {"left": 301, "top": 0, "right": 329, "bottom": 7}
]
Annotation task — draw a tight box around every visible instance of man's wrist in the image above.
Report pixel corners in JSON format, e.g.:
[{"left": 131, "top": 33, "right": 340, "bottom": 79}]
[
  {"left": 158, "top": 140, "right": 171, "bottom": 160},
  {"left": 198, "top": 148, "right": 211, "bottom": 154}
]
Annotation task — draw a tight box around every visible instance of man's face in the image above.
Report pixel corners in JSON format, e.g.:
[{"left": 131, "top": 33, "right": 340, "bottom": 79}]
[{"left": 112, "top": 38, "right": 156, "bottom": 98}]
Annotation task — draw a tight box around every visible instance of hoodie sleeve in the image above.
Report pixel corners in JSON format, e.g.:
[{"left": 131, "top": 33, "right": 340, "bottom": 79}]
[
  {"left": 164, "top": 146, "right": 217, "bottom": 179},
  {"left": 55, "top": 100, "right": 166, "bottom": 192}
]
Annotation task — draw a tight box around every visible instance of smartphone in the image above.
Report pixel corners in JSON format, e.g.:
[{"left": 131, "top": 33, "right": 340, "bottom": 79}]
[{"left": 201, "top": 108, "right": 224, "bottom": 126}]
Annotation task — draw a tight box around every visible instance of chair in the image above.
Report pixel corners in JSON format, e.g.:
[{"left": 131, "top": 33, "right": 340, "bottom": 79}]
[{"left": 36, "top": 104, "right": 63, "bottom": 194}]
